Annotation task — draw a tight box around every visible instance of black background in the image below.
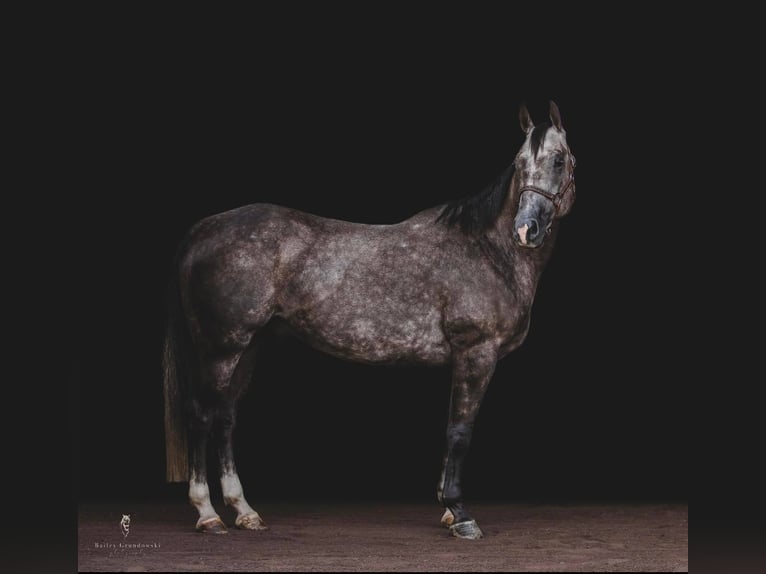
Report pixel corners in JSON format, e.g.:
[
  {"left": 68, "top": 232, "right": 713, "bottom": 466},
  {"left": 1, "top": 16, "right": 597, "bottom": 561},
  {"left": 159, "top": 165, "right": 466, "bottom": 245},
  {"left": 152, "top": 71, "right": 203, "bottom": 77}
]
[{"left": 72, "top": 8, "right": 695, "bottom": 509}]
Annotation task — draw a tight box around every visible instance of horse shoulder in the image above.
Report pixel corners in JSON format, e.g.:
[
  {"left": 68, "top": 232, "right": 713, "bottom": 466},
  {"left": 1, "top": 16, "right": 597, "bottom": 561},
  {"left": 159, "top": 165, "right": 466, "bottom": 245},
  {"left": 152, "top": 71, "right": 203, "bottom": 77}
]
[{"left": 436, "top": 241, "right": 535, "bottom": 356}]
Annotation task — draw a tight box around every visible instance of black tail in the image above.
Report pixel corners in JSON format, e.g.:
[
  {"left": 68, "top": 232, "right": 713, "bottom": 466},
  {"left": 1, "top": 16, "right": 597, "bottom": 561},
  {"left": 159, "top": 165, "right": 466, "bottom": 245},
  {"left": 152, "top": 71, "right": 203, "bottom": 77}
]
[{"left": 163, "top": 264, "right": 191, "bottom": 482}]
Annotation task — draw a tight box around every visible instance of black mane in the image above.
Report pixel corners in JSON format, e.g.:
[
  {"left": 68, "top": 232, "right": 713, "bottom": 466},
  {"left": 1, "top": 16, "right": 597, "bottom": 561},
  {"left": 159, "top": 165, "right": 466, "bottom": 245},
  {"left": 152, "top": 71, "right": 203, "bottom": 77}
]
[{"left": 436, "top": 163, "right": 516, "bottom": 234}]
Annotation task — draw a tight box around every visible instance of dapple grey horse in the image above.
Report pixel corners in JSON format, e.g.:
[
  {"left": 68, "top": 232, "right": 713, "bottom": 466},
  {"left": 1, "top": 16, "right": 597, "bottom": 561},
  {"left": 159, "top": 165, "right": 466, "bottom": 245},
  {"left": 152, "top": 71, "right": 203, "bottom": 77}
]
[{"left": 163, "top": 101, "right": 576, "bottom": 539}]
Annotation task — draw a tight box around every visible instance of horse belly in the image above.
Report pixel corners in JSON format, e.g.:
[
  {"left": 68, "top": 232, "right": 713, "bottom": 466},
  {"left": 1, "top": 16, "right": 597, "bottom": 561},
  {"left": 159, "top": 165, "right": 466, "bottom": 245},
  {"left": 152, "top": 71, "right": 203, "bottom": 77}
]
[
  {"left": 276, "top": 228, "right": 452, "bottom": 365},
  {"left": 282, "top": 301, "right": 450, "bottom": 366}
]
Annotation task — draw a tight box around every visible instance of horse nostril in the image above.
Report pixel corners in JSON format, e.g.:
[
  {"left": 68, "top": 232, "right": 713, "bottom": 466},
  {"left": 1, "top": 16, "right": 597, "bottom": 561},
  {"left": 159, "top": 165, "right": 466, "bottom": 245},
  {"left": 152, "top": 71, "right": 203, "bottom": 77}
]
[
  {"left": 527, "top": 219, "right": 540, "bottom": 240},
  {"left": 516, "top": 219, "right": 542, "bottom": 245}
]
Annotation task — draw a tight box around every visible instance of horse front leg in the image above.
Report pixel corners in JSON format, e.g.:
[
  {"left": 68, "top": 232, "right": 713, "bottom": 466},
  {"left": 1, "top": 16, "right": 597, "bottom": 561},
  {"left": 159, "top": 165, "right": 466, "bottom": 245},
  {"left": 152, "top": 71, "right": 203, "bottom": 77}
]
[{"left": 437, "top": 341, "right": 497, "bottom": 539}]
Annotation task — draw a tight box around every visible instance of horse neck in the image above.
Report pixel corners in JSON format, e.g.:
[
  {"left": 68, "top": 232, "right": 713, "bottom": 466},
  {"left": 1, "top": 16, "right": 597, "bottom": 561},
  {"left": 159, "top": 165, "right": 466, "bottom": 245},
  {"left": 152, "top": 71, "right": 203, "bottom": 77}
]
[{"left": 482, "top": 176, "right": 559, "bottom": 295}]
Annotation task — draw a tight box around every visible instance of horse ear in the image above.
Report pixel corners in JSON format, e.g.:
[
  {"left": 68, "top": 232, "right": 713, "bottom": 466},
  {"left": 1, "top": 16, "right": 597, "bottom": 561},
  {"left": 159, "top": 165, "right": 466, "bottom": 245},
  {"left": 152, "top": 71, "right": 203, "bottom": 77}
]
[
  {"left": 549, "top": 100, "right": 564, "bottom": 131},
  {"left": 519, "top": 103, "right": 535, "bottom": 134}
]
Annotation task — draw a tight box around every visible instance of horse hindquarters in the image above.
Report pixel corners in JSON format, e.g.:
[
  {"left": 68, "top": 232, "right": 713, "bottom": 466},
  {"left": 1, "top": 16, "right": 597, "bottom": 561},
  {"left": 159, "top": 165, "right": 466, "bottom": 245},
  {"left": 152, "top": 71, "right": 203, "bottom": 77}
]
[
  {"left": 165, "top": 225, "right": 279, "bottom": 532},
  {"left": 180, "top": 315, "right": 270, "bottom": 532}
]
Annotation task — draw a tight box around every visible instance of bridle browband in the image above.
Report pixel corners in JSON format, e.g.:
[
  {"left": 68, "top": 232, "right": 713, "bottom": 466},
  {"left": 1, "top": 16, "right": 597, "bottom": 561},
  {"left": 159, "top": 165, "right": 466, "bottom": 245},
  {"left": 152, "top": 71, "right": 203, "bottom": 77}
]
[{"left": 518, "top": 153, "right": 577, "bottom": 216}]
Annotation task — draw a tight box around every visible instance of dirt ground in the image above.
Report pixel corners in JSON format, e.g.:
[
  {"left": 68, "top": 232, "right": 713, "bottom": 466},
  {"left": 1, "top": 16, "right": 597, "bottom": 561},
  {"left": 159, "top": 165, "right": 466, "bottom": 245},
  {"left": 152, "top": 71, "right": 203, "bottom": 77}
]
[{"left": 78, "top": 500, "right": 687, "bottom": 572}]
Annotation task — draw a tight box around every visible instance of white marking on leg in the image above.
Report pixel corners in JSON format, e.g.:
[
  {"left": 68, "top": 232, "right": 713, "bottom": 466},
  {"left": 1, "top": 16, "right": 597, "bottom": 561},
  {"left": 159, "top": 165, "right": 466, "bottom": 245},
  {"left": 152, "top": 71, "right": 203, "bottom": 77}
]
[
  {"left": 189, "top": 475, "right": 220, "bottom": 523},
  {"left": 221, "top": 471, "right": 267, "bottom": 530},
  {"left": 221, "top": 472, "right": 256, "bottom": 517}
]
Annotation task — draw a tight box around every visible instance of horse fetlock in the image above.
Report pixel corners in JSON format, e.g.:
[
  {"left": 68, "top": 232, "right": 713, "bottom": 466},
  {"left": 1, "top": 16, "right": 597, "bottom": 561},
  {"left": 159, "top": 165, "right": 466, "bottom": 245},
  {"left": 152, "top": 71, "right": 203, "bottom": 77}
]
[
  {"left": 443, "top": 501, "right": 471, "bottom": 524},
  {"left": 440, "top": 490, "right": 462, "bottom": 509}
]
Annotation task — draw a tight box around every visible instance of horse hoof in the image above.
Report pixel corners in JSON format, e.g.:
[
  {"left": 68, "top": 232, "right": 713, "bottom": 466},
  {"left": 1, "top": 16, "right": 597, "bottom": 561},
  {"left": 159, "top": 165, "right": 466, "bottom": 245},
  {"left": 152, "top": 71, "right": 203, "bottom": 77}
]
[
  {"left": 196, "top": 516, "right": 228, "bottom": 534},
  {"left": 236, "top": 512, "right": 268, "bottom": 531},
  {"left": 449, "top": 519, "right": 483, "bottom": 540},
  {"left": 440, "top": 508, "right": 455, "bottom": 526}
]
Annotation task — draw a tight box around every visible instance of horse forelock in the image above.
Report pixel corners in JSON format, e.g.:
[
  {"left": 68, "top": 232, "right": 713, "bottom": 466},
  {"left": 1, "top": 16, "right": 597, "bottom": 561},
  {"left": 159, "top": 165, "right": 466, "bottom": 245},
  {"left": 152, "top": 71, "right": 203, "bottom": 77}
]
[{"left": 529, "top": 122, "right": 551, "bottom": 159}]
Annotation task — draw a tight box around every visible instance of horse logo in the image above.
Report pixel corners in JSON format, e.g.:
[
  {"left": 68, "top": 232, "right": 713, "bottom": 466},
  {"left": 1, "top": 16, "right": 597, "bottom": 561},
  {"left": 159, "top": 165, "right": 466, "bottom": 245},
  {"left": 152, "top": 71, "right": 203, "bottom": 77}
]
[{"left": 120, "top": 514, "right": 131, "bottom": 538}]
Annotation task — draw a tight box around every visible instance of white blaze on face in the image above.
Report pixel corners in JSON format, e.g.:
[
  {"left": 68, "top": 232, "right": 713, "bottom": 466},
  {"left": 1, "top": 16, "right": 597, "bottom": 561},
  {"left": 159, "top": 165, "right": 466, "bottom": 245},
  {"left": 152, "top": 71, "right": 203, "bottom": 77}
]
[{"left": 518, "top": 223, "right": 529, "bottom": 245}]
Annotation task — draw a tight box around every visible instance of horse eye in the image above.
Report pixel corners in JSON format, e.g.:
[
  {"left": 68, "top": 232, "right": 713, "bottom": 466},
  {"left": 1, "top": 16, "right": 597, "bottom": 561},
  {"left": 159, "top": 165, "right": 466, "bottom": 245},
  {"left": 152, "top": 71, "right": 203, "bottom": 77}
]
[{"left": 553, "top": 156, "right": 564, "bottom": 168}]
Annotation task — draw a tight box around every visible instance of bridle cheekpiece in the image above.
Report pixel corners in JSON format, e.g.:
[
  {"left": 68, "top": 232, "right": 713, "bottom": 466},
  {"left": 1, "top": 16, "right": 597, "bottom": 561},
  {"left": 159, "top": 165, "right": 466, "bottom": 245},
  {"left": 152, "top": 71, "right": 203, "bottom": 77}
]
[{"left": 518, "top": 153, "right": 576, "bottom": 216}]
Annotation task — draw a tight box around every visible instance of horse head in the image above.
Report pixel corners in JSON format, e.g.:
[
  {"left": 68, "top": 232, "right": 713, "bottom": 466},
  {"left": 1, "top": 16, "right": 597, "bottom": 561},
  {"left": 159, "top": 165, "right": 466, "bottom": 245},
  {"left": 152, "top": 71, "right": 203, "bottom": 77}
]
[{"left": 513, "top": 101, "right": 576, "bottom": 248}]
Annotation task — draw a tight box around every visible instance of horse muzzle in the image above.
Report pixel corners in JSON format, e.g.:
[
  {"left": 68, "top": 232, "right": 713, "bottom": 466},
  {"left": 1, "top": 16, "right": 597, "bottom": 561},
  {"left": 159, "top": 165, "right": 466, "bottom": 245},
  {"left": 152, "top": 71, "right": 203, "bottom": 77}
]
[{"left": 513, "top": 216, "right": 547, "bottom": 248}]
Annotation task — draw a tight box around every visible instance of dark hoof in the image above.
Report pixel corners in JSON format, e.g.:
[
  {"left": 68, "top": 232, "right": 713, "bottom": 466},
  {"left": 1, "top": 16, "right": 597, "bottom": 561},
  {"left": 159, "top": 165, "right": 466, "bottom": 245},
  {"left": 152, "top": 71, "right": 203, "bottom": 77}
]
[
  {"left": 196, "top": 516, "right": 228, "bottom": 534},
  {"left": 449, "top": 519, "right": 483, "bottom": 539}
]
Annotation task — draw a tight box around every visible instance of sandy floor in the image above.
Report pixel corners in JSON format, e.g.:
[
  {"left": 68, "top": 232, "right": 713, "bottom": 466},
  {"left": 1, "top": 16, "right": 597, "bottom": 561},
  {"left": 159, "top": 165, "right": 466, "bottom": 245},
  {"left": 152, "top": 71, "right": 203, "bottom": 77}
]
[{"left": 78, "top": 500, "right": 687, "bottom": 572}]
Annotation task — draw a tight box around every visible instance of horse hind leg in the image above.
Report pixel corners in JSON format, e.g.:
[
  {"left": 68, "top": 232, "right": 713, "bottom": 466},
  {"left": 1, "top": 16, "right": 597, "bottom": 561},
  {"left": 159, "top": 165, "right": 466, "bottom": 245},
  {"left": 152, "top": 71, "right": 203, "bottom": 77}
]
[
  {"left": 189, "top": 339, "right": 266, "bottom": 533},
  {"left": 188, "top": 392, "right": 227, "bottom": 533},
  {"left": 218, "top": 424, "right": 267, "bottom": 529},
  {"left": 216, "top": 340, "right": 267, "bottom": 531}
]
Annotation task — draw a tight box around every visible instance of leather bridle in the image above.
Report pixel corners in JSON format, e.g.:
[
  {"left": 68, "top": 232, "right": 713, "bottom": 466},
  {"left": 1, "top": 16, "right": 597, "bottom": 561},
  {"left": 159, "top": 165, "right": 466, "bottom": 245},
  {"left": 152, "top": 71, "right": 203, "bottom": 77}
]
[{"left": 518, "top": 153, "right": 577, "bottom": 217}]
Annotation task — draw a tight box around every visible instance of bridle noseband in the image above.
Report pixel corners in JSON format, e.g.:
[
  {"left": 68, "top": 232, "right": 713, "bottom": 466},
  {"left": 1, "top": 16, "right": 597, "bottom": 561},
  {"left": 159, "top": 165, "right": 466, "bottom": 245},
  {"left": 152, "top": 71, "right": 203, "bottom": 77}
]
[{"left": 518, "top": 153, "right": 577, "bottom": 217}]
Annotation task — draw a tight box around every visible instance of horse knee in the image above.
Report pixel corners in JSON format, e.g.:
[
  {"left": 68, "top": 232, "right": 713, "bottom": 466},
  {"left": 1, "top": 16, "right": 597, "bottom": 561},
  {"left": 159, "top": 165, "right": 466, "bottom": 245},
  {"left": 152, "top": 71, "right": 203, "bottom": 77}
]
[
  {"left": 446, "top": 423, "right": 473, "bottom": 454},
  {"left": 218, "top": 408, "right": 236, "bottom": 431}
]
